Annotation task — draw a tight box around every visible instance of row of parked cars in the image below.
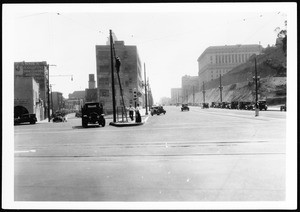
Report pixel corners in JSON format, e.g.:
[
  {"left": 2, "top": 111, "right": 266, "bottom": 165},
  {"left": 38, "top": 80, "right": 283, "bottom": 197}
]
[{"left": 210, "top": 101, "right": 268, "bottom": 111}]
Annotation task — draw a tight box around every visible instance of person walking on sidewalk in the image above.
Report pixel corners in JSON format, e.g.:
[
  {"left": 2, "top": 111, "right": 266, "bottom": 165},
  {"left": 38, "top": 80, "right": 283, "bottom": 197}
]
[
  {"left": 129, "top": 105, "right": 135, "bottom": 121},
  {"left": 135, "top": 104, "right": 141, "bottom": 123}
]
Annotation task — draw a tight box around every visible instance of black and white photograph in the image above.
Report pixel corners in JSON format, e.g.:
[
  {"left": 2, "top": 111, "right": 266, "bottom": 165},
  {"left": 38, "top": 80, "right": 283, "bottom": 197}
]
[{"left": 2, "top": 2, "right": 297, "bottom": 210}]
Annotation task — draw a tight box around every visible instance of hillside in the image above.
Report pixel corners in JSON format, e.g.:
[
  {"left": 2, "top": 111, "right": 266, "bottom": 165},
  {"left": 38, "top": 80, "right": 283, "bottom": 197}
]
[{"left": 190, "top": 46, "right": 287, "bottom": 106}]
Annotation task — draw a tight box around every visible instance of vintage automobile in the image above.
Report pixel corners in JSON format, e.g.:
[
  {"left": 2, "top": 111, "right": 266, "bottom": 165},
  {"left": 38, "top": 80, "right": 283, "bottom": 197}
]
[
  {"left": 202, "top": 103, "right": 209, "bottom": 109},
  {"left": 258, "top": 101, "right": 268, "bottom": 111},
  {"left": 14, "top": 113, "right": 37, "bottom": 125},
  {"left": 52, "top": 112, "right": 67, "bottom": 122},
  {"left": 150, "top": 105, "right": 166, "bottom": 116},
  {"left": 14, "top": 106, "right": 37, "bottom": 125},
  {"left": 280, "top": 104, "right": 286, "bottom": 111},
  {"left": 81, "top": 102, "right": 105, "bottom": 127},
  {"left": 181, "top": 104, "right": 189, "bottom": 111},
  {"left": 245, "top": 102, "right": 255, "bottom": 110},
  {"left": 230, "top": 101, "right": 239, "bottom": 109}
]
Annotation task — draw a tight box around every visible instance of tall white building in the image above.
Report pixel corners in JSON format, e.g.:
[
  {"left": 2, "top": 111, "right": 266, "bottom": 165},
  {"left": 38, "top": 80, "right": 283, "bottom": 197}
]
[{"left": 197, "top": 44, "right": 262, "bottom": 85}]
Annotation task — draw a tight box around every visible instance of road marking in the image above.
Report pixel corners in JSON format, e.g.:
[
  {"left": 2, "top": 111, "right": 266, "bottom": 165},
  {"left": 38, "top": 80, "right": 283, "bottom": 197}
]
[{"left": 15, "top": 150, "right": 36, "bottom": 153}]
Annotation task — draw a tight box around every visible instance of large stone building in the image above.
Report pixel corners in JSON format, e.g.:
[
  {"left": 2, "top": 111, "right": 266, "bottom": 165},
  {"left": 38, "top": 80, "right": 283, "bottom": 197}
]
[
  {"left": 181, "top": 75, "right": 199, "bottom": 104},
  {"left": 14, "top": 61, "right": 49, "bottom": 120},
  {"left": 96, "top": 40, "right": 144, "bottom": 113},
  {"left": 197, "top": 44, "right": 262, "bottom": 85},
  {"left": 170, "top": 88, "right": 182, "bottom": 105}
]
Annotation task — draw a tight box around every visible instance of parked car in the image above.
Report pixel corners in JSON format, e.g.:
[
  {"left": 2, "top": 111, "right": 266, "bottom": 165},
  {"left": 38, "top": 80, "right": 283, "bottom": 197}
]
[
  {"left": 245, "top": 102, "right": 254, "bottom": 110},
  {"left": 280, "top": 104, "right": 286, "bottom": 111},
  {"left": 81, "top": 102, "right": 105, "bottom": 127},
  {"left": 181, "top": 104, "right": 189, "bottom": 111},
  {"left": 14, "top": 113, "right": 37, "bottom": 125},
  {"left": 230, "top": 101, "right": 239, "bottom": 109},
  {"left": 202, "top": 103, "right": 209, "bottom": 109},
  {"left": 258, "top": 101, "right": 268, "bottom": 111},
  {"left": 151, "top": 105, "right": 166, "bottom": 116}
]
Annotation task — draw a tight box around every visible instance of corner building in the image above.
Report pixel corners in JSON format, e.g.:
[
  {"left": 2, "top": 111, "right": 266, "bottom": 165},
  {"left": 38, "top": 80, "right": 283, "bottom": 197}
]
[
  {"left": 197, "top": 44, "right": 262, "bottom": 84},
  {"left": 96, "top": 40, "right": 144, "bottom": 114}
]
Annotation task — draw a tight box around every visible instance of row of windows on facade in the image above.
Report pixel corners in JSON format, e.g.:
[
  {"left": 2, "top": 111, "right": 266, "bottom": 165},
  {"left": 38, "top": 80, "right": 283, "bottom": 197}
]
[
  {"left": 210, "top": 53, "right": 253, "bottom": 64},
  {"left": 99, "top": 88, "right": 137, "bottom": 97}
]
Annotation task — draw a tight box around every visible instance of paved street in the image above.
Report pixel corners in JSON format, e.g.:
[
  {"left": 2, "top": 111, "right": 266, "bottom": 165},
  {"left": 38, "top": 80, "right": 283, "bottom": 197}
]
[{"left": 14, "top": 106, "right": 286, "bottom": 202}]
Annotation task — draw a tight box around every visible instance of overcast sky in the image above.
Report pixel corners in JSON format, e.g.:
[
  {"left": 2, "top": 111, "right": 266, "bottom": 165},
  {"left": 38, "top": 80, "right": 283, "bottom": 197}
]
[{"left": 4, "top": 3, "right": 294, "bottom": 103}]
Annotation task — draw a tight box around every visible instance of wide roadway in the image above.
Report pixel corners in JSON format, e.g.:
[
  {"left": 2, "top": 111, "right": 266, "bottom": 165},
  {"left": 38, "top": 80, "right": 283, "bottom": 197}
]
[{"left": 14, "top": 106, "right": 286, "bottom": 203}]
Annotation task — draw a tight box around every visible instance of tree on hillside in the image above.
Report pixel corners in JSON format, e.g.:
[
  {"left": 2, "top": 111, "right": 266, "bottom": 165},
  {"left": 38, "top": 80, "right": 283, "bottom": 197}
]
[{"left": 275, "top": 20, "right": 287, "bottom": 55}]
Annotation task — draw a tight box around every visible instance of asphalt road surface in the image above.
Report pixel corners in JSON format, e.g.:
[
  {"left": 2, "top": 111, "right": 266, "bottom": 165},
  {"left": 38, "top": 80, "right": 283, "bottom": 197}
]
[{"left": 14, "top": 106, "right": 286, "bottom": 203}]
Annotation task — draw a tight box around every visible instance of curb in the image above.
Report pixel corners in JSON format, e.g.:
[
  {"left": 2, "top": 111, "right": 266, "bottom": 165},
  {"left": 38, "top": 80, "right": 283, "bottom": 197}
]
[{"left": 109, "top": 116, "right": 149, "bottom": 127}]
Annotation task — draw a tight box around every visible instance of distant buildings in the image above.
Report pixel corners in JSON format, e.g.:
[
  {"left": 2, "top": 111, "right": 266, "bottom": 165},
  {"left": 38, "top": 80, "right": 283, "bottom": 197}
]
[
  {"left": 96, "top": 40, "right": 145, "bottom": 113},
  {"left": 51, "top": 92, "right": 64, "bottom": 112},
  {"left": 197, "top": 44, "right": 262, "bottom": 85},
  {"left": 14, "top": 61, "right": 49, "bottom": 121},
  {"left": 182, "top": 75, "right": 199, "bottom": 104},
  {"left": 170, "top": 88, "right": 182, "bottom": 105},
  {"left": 85, "top": 74, "right": 98, "bottom": 103}
]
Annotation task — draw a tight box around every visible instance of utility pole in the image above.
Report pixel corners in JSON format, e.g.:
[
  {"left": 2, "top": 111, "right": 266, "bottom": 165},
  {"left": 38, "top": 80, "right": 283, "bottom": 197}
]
[
  {"left": 47, "top": 64, "right": 56, "bottom": 122},
  {"left": 110, "top": 29, "right": 116, "bottom": 122},
  {"left": 219, "top": 74, "right": 223, "bottom": 103},
  {"left": 254, "top": 57, "right": 260, "bottom": 117},
  {"left": 202, "top": 81, "right": 206, "bottom": 104},
  {"left": 144, "top": 63, "right": 148, "bottom": 115}
]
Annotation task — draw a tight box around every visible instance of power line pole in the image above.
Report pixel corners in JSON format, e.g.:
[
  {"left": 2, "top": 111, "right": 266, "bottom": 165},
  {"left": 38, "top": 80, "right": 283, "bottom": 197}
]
[
  {"left": 110, "top": 29, "right": 116, "bottom": 123},
  {"left": 219, "top": 74, "right": 223, "bottom": 103},
  {"left": 254, "top": 57, "right": 260, "bottom": 117}
]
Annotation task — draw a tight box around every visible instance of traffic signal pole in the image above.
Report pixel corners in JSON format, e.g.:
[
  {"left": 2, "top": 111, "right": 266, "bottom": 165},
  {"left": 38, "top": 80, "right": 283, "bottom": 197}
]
[{"left": 110, "top": 30, "right": 116, "bottom": 122}]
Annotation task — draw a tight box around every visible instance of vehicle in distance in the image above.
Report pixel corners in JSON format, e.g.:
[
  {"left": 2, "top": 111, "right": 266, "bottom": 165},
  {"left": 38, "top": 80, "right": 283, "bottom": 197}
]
[
  {"left": 52, "top": 111, "right": 67, "bottom": 122},
  {"left": 202, "top": 103, "right": 209, "bottom": 109},
  {"left": 14, "top": 113, "right": 37, "bottom": 125},
  {"left": 181, "top": 104, "right": 189, "bottom": 111},
  {"left": 258, "top": 101, "right": 268, "bottom": 110},
  {"left": 81, "top": 102, "right": 105, "bottom": 127},
  {"left": 151, "top": 105, "right": 166, "bottom": 116}
]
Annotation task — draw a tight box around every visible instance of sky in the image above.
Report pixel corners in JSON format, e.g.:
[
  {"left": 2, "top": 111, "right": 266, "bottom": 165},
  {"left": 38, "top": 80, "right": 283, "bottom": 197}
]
[{"left": 4, "top": 3, "right": 293, "bottom": 103}]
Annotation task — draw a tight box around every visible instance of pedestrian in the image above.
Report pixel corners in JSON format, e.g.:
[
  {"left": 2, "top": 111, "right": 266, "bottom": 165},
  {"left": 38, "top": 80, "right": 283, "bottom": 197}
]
[
  {"left": 135, "top": 104, "right": 141, "bottom": 123},
  {"left": 129, "top": 104, "right": 134, "bottom": 121}
]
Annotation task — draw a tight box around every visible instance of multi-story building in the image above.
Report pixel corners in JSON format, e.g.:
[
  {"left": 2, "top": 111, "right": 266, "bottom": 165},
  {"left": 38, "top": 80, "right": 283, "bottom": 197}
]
[
  {"left": 14, "top": 76, "right": 44, "bottom": 121},
  {"left": 171, "top": 88, "right": 182, "bottom": 105},
  {"left": 197, "top": 44, "right": 262, "bottom": 85},
  {"left": 96, "top": 40, "right": 144, "bottom": 113},
  {"left": 51, "top": 92, "right": 64, "bottom": 112},
  {"left": 14, "top": 61, "right": 49, "bottom": 120},
  {"left": 181, "top": 75, "right": 199, "bottom": 104}
]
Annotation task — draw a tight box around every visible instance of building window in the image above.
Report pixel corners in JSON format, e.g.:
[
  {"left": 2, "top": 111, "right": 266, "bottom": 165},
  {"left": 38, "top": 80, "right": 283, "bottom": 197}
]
[
  {"left": 216, "top": 55, "right": 218, "bottom": 64},
  {"left": 228, "top": 54, "right": 231, "bottom": 63},
  {"left": 100, "top": 89, "right": 109, "bottom": 97},
  {"left": 232, "top": 54, "right": 234, "bottom": 63},
  {"left": 238, "top": 54, "right": 241, "bottom": 63},
  {"left": 222, "top": 55, "right": 224, "bottom": 63}
]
